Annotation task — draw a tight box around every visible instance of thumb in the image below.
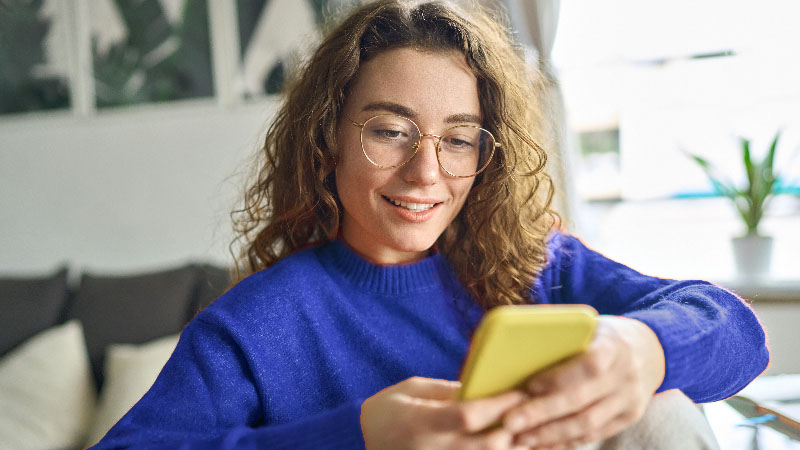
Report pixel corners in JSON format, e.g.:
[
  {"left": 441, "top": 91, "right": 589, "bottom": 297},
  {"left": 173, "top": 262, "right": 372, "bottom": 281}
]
[
  {"left": 430, "top": 389, "right": 529, "bottom": 433},
  {"left": 395, "top": 376, "right": 462, "bottom": 401}
]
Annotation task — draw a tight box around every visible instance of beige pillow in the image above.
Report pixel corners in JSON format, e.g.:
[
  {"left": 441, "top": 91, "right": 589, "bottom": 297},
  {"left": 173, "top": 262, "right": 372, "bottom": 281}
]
[
  {"left": 85, "top": 333, "right": 179, "bottom": 446},
  {"left": 0, "top": 320, "right": 97, "bottom": 450}
]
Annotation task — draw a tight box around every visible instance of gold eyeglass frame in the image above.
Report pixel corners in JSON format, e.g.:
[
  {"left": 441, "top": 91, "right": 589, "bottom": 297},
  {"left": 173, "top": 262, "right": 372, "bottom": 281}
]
[{"left": 346, "top": 113, "right": 500, "bottom": 178}]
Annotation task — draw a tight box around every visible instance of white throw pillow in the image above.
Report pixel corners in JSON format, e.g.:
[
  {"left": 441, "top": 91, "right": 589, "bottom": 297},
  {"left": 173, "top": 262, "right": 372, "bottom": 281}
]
[
  {"left": 85, "top": 333, "right": 179, "bottom": 446},
  {"left": 0, "top": 320, "right": 97, "bottom": 450}
]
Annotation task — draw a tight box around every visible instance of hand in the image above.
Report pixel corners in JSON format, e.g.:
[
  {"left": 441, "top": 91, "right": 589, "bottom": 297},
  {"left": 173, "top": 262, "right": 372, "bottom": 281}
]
[
  {"left": 360, "top": 376, "right": 530, "bottom": 450},
  {"left": 502, "top": 315, "right": 666, "bottom": 450}
]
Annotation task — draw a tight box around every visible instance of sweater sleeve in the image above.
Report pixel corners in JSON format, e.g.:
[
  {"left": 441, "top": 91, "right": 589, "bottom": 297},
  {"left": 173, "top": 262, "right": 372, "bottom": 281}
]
[
  {"left": 537, "top": 233, "right": 770, "bottom": 403},
  {"left": 90, "top": 315, "right": 367, "bottom": 450}
]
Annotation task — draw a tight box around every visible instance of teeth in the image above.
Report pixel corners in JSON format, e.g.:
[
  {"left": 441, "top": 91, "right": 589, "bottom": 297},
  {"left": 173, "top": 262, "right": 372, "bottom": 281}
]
[{"left": 386, "top": 197, "right": 436, "bottom": 212}]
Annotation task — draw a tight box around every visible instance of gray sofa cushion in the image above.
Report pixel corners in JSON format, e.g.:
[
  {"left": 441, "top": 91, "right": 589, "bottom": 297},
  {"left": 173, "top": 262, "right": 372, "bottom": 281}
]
[
  {"left": 67, "top": 265, "right": 199, "bottom": 386},
  {"left": 0, "top": 267, "right": 69, "bottom": 356},
  {"left": 189, "top": 263, "right": 230, "bottom": 319}
]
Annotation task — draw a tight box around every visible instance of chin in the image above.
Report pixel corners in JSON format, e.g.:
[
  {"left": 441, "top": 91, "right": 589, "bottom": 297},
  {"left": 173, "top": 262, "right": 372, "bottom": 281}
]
[{"left": 389, "top": 234, "right": 439, "bottom": 255}]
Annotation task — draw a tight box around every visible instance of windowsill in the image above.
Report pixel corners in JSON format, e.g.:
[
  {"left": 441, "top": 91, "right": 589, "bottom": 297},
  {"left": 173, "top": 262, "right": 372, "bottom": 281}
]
[
  {"left": 577, "top": 196, "right": 800, "bottom": 303},
  {"left": 714, "top": 278, "right": 800, "bottom": 303}
]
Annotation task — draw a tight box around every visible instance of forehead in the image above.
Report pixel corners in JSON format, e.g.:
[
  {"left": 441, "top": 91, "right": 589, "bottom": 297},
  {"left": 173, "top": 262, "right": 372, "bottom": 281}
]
[{"left": 346, "top": 47, "right": 481, "bottom": 121}]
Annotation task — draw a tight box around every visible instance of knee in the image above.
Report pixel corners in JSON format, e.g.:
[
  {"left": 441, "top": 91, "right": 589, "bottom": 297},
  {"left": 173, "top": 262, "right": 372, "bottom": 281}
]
[{"left": 598, "top": 390, "right": 720, "bottom": 450}]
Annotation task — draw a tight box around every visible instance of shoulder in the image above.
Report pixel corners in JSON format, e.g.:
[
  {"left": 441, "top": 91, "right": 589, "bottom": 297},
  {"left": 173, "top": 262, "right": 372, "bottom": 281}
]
[
  {"left": 198, "top": 245, "right": 334, "bottom": 322},
  {"left": 543, "top": 231, "right": 588, "bottom": 269},
  {"left": 243, "top": 246, "right": 325, "bottom": 287}
]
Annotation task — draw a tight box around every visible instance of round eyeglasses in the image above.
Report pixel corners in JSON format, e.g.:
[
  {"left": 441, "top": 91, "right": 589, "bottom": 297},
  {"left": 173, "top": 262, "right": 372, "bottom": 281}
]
[{"left": 346, "top": 114, "right": 499, "bottom": 178}]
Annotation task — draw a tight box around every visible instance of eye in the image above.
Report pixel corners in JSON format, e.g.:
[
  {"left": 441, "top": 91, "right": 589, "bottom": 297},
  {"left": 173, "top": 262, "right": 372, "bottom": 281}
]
[
  {"left": 445, "top": 137, "right": 472, "bottom": 147},
  {"left": 442, "top": 135, "right": 476, "bottom": 151},
  {"left": 373, "top": 129, "right": 405, "bottom": 139}
]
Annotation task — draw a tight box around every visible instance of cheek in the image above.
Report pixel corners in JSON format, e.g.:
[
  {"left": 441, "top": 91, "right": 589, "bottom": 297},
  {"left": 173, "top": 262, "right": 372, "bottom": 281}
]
[
  {"left": 452, "top": 179, "right": 474, "bottom": 204},
  {"left": 335, "top": 150, "right": 385, "bottom": 207},
  {"left": 334, "top": 165, "right": 357, "bottom": 208},
  {"left": 334, "top": 134, "right": 365, "bottom": 200}
]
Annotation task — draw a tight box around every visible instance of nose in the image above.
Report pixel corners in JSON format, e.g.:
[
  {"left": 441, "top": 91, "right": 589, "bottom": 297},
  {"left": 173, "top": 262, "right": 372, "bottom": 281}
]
[{"left": 401, "top": 134, "right": 441, "bottom": 185}]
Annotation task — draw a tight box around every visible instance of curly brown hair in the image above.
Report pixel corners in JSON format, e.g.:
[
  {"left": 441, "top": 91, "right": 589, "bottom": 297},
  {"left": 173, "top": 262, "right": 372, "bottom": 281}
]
[{"left": 231, "top": 0, "right": 558, "bottom": 309}]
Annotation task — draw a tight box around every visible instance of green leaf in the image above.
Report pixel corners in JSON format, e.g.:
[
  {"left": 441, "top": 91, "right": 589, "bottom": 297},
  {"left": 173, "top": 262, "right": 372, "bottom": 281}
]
[
  {"left": 751, "top": 133, "right": 780, "bottom": 215},
  {"left": 734, "top": 196, "right": 756, "bottom": 234},
  {"left": 766, "top": 132, "right": 780, "bottom": 170},
  {"left": 762, "top": 131, "right": 780, "bottom": 189},
  {"left": 113, "top": 0, "right": 172, "bottom": 58},
  {"left": 687, "top": 154, "right": 738, "bottom": 199},
  {"left": 685, "top": 130, "right": 784, "bottom": 236},
  {"left": 742, "top": 138, "right": 755, "bottom": 195},
  {"left": 171, "top": 0, "right": 214, "bottom": 98},
  {"left": 94, "top": 0, "right": 213, "bottom": 106},
  {"left": 0, "top": 0, "right": 70, "bottom": 114},
  {"left": 237, "top": 0, "right": 271, "bottom": 56}
]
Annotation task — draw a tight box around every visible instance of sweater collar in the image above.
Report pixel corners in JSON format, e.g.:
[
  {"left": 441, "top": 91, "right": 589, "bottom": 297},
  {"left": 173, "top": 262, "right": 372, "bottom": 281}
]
[{"left": 315, "top": 239, "right": 447, "bottom": 295}]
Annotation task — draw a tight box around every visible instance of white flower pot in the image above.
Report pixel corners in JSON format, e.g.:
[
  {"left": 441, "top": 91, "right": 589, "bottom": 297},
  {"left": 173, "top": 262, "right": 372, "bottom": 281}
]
[{"left": 731, "top": 235, "right": 773, "bottom": 278}]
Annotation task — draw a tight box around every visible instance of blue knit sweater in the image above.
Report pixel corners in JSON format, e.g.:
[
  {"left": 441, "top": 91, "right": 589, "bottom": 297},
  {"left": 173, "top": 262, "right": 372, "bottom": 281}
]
[{"left": 92, "top": 233, "right": 769, "bottom": 449}]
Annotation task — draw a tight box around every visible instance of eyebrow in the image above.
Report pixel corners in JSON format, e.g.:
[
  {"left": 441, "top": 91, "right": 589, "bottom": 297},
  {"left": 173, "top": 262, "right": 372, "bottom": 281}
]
[{"left": 361, "top": 101, "right": 482, "bottom": 125}]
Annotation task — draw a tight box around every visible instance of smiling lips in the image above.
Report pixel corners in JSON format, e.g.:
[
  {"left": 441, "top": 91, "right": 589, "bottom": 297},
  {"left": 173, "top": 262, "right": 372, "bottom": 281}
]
[{"left": 382, "top": 195, "right": 441, "bottom": 212}]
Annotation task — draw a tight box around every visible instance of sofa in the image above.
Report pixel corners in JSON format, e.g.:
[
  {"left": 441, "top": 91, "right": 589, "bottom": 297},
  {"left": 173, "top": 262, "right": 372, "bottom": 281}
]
[{"left": 0, "top": 263, "right": 230, "bottom": 449}]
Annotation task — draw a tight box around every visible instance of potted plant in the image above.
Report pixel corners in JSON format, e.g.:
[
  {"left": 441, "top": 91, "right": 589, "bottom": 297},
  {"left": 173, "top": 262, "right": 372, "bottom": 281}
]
[{"left": 688, "top": 132, "right": 781, "bottom": 277}]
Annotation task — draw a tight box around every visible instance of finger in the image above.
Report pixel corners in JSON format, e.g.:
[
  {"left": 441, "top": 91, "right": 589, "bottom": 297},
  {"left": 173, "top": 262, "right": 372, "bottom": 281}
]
[
  {"left": 432, "top": 389, "right": 529, "bottom": 433},
  {"left": 397, "top": 376, "right": 462, "bottom": 400},
  {"left": 456, "top": 427, "right": 514, "bottom": 450},
  {"left": 526, "top": 336, "right": 616, "bottom": 397},
  {"left": 507, "top": 337, "right": 621, "bottom": 432},
  {"left": 556, "top": 410, "right": 640, "bottom": 450},
  {"left": 505, "top": 371, "right": 616, "bottom": 433},
  {"left": 538, "top": 440, "right": 582, "bottom": 450},
  {"left": 589, "top": 410, "right": 640, "bottom": 443},
  {"left": 514, "top": 391, "right": 629, "bottom": 448},
  {"left": 535, "top": 445, "right": 577, "bottom": 450}
]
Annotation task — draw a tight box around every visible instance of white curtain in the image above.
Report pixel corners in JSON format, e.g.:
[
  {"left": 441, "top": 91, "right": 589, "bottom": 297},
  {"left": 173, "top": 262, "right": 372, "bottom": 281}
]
[{"left": 500, "top": 0, "right": 581, "bottom": 231}]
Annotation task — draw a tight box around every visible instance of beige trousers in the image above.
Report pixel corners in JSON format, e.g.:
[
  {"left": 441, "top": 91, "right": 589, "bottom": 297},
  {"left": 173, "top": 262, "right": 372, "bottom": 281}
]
[{"left": 578, "top": 390, "right": 720, "bottom": 450}]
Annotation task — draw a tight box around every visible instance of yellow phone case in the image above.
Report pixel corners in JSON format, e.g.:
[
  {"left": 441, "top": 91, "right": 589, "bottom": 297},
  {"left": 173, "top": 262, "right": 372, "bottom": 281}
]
[{"left": 458, "top": 304, "right": 598, "bottom": 401}]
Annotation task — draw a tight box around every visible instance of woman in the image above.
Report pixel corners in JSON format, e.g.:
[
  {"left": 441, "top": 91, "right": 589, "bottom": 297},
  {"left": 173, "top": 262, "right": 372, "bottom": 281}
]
[{"left": 93, "top": 1, "right": 768, "bottom": 449}]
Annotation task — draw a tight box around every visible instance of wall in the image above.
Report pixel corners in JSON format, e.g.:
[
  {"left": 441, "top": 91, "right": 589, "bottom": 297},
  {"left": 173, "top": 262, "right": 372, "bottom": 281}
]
[
  {"left": 0, "top": 100, "right": 277, "bottom": 275},
  {"left": 751, "top": 302, "right": 800, "bottom": 375}
]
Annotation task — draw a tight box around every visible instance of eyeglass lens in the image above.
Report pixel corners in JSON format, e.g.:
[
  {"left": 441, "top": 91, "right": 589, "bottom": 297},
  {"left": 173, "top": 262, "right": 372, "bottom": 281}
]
[{"left": 361, "top": 115, "right": 494, "bottom": 177}]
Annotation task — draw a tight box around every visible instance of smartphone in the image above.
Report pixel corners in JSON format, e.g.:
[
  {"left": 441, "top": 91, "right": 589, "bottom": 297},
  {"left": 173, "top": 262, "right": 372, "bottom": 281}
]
[{"left": 458, "top": 304, "right": 598, "bottom": 401}]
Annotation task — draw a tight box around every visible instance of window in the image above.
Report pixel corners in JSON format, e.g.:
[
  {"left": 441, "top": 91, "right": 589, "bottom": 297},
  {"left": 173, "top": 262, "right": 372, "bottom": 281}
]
[
  {"left": 576, "top": 128, "right": 620, "bottom": 200},
  {"left": 551, "top": 0, "right": 800, "bottom": 281},
  {"left": 553, "top": 0, "right": 800, "bottom": 201}
]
